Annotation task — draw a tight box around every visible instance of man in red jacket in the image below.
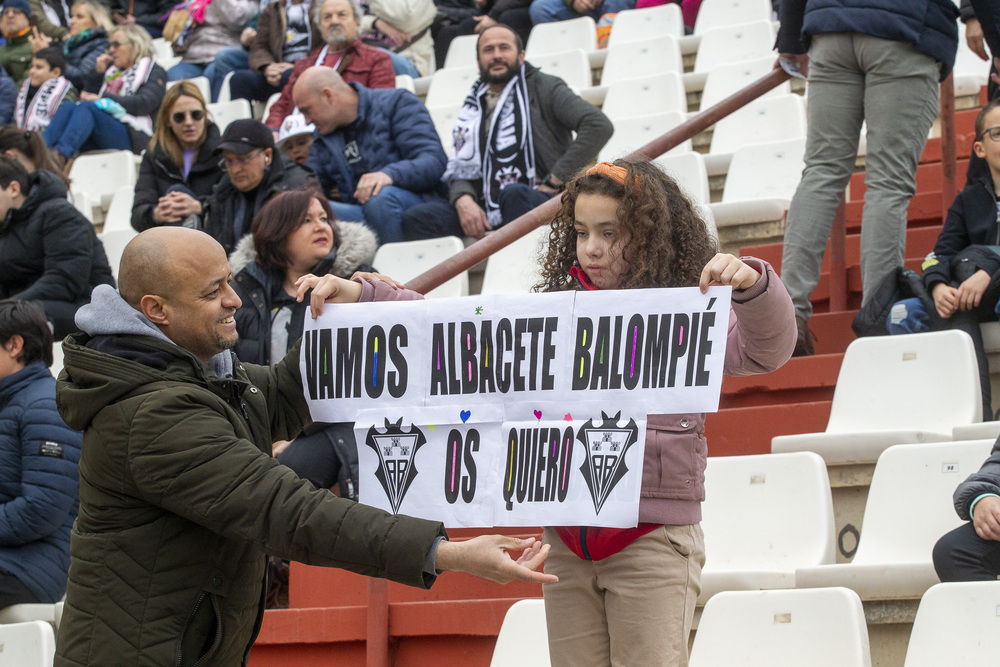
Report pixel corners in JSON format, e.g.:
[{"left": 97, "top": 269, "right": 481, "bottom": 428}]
[{"left": 265, "top": 0, "right": 394, "bottom": 133}]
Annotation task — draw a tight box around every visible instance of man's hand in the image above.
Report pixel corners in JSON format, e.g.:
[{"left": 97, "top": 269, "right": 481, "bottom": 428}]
[
  {"left": 374, "top": 18, "right": 409, "bottom": 46},
  {"left": 455, "top": 194, "right": 490, "bottom": 239},
  {"left": 775, "top": 52, "right": 809, "bottom": 79},
  {"left": 28, "top": 27, "right": 51, "bottom": 53},
  {"left": 570, "top": 0, "right": 598, "bottom": 13},
  {"left": 241, "top": 27, "right": 257, "bottom": 47},
  {"left": 699, "top": 253, "right": 760, "bottom": 293},
  {"left": 354, "top": 171, "right": 393, "bottom": 204},
  {"left": 974, "top": 496, "right": 1000, "bottom": 541},
  {"left": 967, "top": 18, "right": 989, "bottom": 60},
  {"left": 435, "top": 536, "right": 558, "bottom": 584},
  {"left": 264, "top": 62, "right": 293, "bottom": 87},
  {"left": 957, "top": 269, "right": 992, "bottom": 311},
  {"left": 295, "top": 273, "right": 364, "bottom": 317},
  {"left": 932, "top": 282, "right": 958, "bottom": 319},
  {"left": 473, "top": 14, "right": 498, "bottom": 33}
]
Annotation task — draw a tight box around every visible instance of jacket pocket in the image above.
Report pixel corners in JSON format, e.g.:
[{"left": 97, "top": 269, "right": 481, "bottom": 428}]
[
  {"left": 177, "top": 591, "right": 222, "bottom": 667},
  {"left": 643, "top": 415, "right": 706, "bottom": 502}
]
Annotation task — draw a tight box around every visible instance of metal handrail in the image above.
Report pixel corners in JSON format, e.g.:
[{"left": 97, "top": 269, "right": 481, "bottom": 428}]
[{"left": 407, "top": 67, "right": 794, "bottom": 294}]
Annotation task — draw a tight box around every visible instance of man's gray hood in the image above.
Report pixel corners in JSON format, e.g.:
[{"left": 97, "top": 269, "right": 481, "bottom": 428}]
[{"left": 75, "top": 284, "right": 234, "bottom": 378}]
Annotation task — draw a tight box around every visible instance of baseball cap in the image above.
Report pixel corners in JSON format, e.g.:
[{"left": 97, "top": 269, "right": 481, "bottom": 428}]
[
  {"left": 277, "top": 111, "right": 315, "bottom": 147},
  {"left": 215, "top": 119, "right": 275, "bottom": 156}
]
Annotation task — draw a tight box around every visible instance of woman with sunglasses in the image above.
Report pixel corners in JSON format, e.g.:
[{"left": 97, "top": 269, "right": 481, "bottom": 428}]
[
  {"left": 131, "top": 81, "right": 224, "bottom": 231},
  {"left": 43, "top": 24, "right": 165, "bottom": 161}
]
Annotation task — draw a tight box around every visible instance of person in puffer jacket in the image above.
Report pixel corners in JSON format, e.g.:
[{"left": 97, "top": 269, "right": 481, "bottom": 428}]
[
  {"left": 534, "top": 158, "right": 796, "bottom": 667},
  {"left": 296, "top": 67, "right": 447, "bottom": 244},
  {"left": 0, "top": 299, "right": 81, "bottom": 607}
]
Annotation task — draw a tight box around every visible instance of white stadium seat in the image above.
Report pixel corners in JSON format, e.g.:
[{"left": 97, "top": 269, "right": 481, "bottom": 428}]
[
  {"left": 709, "top": 137, "right": 806, "bottom": 229},
  {"left": 425, "top": 67, "right": 479, "bottom": 110},
  {"left": 444, "top": 34, "right": 480, "bottom": 70},
  {"left": 772, "top": 330, "right": 982, "bottom": 465},
  {"left": 525, "top": 16, "right": 597, "bottom": 57},
  {"left": 601, "top": 36, "right": 683, "bottom": 85},
  {"left": 694, "top": 21, "right": 777, "bottom": 73},
  {"left": 68, "top": 150, "right": 137, "bottom": 211},
  {"left": 102, "top": 185, "right": 136, "bottom": 233},
  {"left": 607, "top": 5, "right": 684, "bottom": 47},
  {"left": 601, "top": 72, "right": 687, "bottom": 119},
  {"left": 490, "top": 599, "right": 550, "bottom": 667},
  {"left": 694, "top": 0, "right": 775, "bottom": 35},
  {"left": 528, "top": 49, "right": 592, "bottom": 90},
  {"left": 480, "top": 225, "right": 548, "bottom": 295},
  {"left": 700, "top": 55, "right": 792, "bottom": 110},
  {"left": 207, "top": 99, "right": 253, "bottom": 133},
  {"left": 904, "top": 581, "right": 1000, "bottom": 666},
  {"left": 0, "top": 620, "right": 56, "bottom": 667},
  {"left": 654, "top": 151, "right": 710, "bottom": 205},
  {"left": 599, "top": 112, "right": 690, "bottom": 162},
  {"left": 689, "top": 588, "right": 871, "bottom": 667},
  {"left": 710, "top": 94, "right": 806, "bottom": 156},
  {"left": 372, "top": 237, "right": 469, "bottom": 299}
]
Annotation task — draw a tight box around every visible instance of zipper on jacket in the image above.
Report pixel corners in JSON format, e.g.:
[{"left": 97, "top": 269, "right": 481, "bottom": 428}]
[
  {"left": 579, "top": 526, "right": 592, "bottom": 561},
  {"left": 176, "top": 592, "right": 206, "bottom": 667},
  {"left": 190, "top": 593, "right": 222, "bottom": 667}
]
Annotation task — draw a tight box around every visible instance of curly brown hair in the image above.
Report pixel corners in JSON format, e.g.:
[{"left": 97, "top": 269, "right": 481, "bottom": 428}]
[{"left": 535, "top": 158, "right": 717, "bottom": 293}]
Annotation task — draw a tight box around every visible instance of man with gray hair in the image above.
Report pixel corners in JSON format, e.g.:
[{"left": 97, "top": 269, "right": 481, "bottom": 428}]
[{"left": 265, "top": 0, "right": 394, "bottom": 132}]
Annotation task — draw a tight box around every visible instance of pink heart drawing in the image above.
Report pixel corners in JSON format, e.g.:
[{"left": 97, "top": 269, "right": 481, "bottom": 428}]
[
  {"left": 564, "top": 413, "right": 572, "bottom": 421},
  {"left": 533, "top": 409, "right": 542, "bottom": 420}
]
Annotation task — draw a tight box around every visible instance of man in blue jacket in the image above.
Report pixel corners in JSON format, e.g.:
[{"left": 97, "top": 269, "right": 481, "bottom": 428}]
[
  {"left": 777, "top": 0, "right": 961, "bottom": 356},
  {"left": 0, "top": 299, "right": 80, "bottom": 607},
  {"left": 294, "top": 66, "right": 447, "bottom": 244}
]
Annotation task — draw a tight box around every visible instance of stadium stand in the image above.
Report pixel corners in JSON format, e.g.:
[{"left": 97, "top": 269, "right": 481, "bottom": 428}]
[{"left": 489, "top": 599, "right": 550, "bottom": 667}]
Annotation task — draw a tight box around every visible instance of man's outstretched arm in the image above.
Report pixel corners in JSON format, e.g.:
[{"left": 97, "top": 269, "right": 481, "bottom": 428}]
[{"left": 435, "top": 535, "right": 558, "bottom": 584}]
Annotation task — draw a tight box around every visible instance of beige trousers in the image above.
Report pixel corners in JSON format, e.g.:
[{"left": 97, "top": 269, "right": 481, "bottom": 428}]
[{"left": 541, "top": 524, "right": 706, "bottom": 666}]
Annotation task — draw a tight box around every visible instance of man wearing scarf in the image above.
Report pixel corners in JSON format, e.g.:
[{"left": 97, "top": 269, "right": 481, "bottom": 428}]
[
  {"left": 401, "top": 23, "right": 612, "bottom": 241},
  {"left": 0, "top": 0, "right": 34, "bottom": 85}
]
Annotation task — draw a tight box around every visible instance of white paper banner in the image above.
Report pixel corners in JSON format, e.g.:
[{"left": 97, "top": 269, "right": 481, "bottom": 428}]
[{"left": 301, "top": 287, "right": 731, "bottom": 527}]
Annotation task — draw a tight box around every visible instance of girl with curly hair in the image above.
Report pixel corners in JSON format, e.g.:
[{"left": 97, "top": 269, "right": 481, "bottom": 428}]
[{"left": 537, "top": 158, "right": 797, "bottom": 666}]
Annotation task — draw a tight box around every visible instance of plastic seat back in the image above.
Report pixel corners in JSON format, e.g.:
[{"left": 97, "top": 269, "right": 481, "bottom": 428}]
[
  {"left": 480, "top": 225, "right": 548, "bottom": 295},
  {"left": 99, "top": 228, "right": 139, "bottom": 280},
  {"left": 700, "top": 55, "right": 790, "bottom": 110},
  {"left": 525, "top": 16, "right": 596, "bottom": 57},
  {"left": 444, "top": 34, "right": 480, "bottom": 70},
  {"left": 654, "top": 151, "right": 710, "bottom": 205},
  {"left": 489, "top": 599, "right": 550, "bottom": 667},
  {"left": 425, "top": 67, "right": 479, "bottom": 109},
  {"left": 689, "top": 588, "right": 872, "bottom": 667},
  {"left": 852, "top": 439, "right": 993, "bottom": 566},
  {"left": 372, "top": 237, "right": 469, "bottom": 299},
  {"left": 207, "top": 99, "right": 252, "bottom": 133},
  {"left": 101, "top": 185, "right": 136, "bottom": 233},
  {"left": 694, "top": 20, "right": 776, "bottom": 73},
  {"left": 600, "top": 111, "right": 689, "bottom": 161},
  {"left": 721, "top": 137, "right": 806, "bottom": 203},
  {"left": 608, "top": 5, "right": 684, "bottom": 47},
  {"left": 904, "top": 581, "right": 1000, "bottom": 666},
  {"left": 528, "top": 48, "right": 592, "bottom": 89},
  {"left": 430, "top": 104, "right": 462, "bottom": 152},
  {"left": 694, "top": 0, "right": 774, "bottom": 34},
  {"left": 702, "top": 451, "right": 835, "bottom": 573},
  {"left": 0, "top": 620, "right": 56, "bottom": 667},
  {"left": 68, "top": 151, "right": 137, "bottom": 210},
  {"left": 826, "top": 330, "right": 982, "bottom": 434},
  {"left": 601, "top": 72, "right": 686, "bottom": 119},
  {"left": 710, "top": 94, "right": 805, "bottom": 155},
  {"left": 601, "top": 37, "right": 682, "bottom": 85}
]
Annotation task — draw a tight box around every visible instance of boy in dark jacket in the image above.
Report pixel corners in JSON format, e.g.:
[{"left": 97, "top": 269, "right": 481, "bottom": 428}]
[
  {"left": 0, "top": 156, "right": 114, "bottom": 338},
  {"left": 922, "top": 97, "right": 1000, "bottom": 419},
  {"left": 295, "top": 67, "right": 447, "bottom": 244},
  {"left": 0, "top": 299, "right": 81, "bottom": 607}
]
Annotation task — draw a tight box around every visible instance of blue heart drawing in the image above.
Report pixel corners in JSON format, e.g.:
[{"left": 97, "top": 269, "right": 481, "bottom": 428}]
[{"left": 460, "top": 410, "right": 471, "bottom": 423}]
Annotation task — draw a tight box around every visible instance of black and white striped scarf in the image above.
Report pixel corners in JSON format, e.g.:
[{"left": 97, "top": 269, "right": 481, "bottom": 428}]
[{"left": 14, "top": 76, "right": 71, "bottom": 132}]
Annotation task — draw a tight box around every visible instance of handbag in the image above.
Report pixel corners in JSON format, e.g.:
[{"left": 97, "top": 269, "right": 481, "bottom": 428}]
[{"left": 851, "top": 266, "right": 942, "bottom": 337}]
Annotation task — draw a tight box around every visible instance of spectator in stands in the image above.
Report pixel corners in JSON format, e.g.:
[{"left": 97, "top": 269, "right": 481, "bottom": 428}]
[
  {"left": 537, "top": 158, "right": 795, "bottom": 667},
  {"left": 401, "top": 24, "right": 612, "bottom": 240},
  {"left": 0, "top": 299, "right": 81, "bottom": 608},
  {"left": 0, "top": 68, "right": 16, "bottom": 124},
  {"left": 359, "top": 0, "right": 436, "bottom": 77},
  {"left": 14, "top": 46, "right": 77, "bottom": 132},
  {"left": 29, "top": 0, "right": 70, "bottom": 39},
  {"left": 131, "top": 81, "right": 224, "bottom": 232},
  {"left": 0, "top": 0, "right": 35, "bottom": 85},
  {"left": 44, "top": 24, "right": 165, "bottom": 161},
  {"left": 165, "top": 0, "right": 257, "bottom": 83},
  {"left": 107, "top": 0, "right": 175, "bottom": 38},
  {"left": 776, "top": 0, "right": 960, "bottom": 356},
  {"left": 934, "top": 440, "right": 1000, "bottom": 581},
  {"left": 276, "top": 110, "right": 314, "bottom": 164},
  {"left": 294, "top": 66, "right": 447, "bottom": 243},
  {"left": 0, "top": 156, "right": 115, "bottom": 338},
  {"left": 27, "top": 0, "right": 111, "bottom": 92},
  {"left": 229, "top": 188, "right": 378, "bottom": 494},
  {"left": 203, "top": 118, "right": 314, "bottom": 253},
  {"left": 53, "top": 224, "right": 555, "bottom": 665},
  {"left": 221, "top": 0, "right": 323, "bottom": 105},
  {"left": 919, "top": 98, "right": 1000, "bottom": 420},
  {"left": 0, "top": 126, "right": 68, "bottom": 177},
  {"left": 264, "top": 0, "right": 394, "bottom": 132},
  {"left": 432, "top": 0, "right": 531, "bottom": 70},
  {"left": 529, "top": 0, "right": 635, "bottom": 26}
]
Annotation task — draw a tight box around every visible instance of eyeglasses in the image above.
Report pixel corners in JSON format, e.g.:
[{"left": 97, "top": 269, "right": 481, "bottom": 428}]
[
  {"left": 172, "top": 109, "right": 205, "bottom": 123},
  {"left": 979, "top": 126, "right": 1000, "bottom": 142},
  {"left": 107, "top": 41, "right": 123, "bottom": 50},
  {"left": 223, "top": 149, "right": 264, "bottom": 169}
]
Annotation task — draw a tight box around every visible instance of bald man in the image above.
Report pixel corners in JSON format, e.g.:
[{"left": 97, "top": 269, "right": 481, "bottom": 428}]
[
  {"left": 53, "top": 227, "right": 555, "bottom": 666},
  {"left": 293, "top": 66, "right": 447, "bottom": 244}
]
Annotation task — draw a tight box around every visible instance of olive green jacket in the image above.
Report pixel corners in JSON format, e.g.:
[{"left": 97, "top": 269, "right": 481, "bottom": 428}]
[{"left": 54, "top": 330, "right": 445, "bottom": 666}]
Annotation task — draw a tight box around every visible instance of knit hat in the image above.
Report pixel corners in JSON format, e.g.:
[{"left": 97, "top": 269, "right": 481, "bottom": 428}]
[{"left": 1, "top": 0, "right": 30, "bottom": 16}]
